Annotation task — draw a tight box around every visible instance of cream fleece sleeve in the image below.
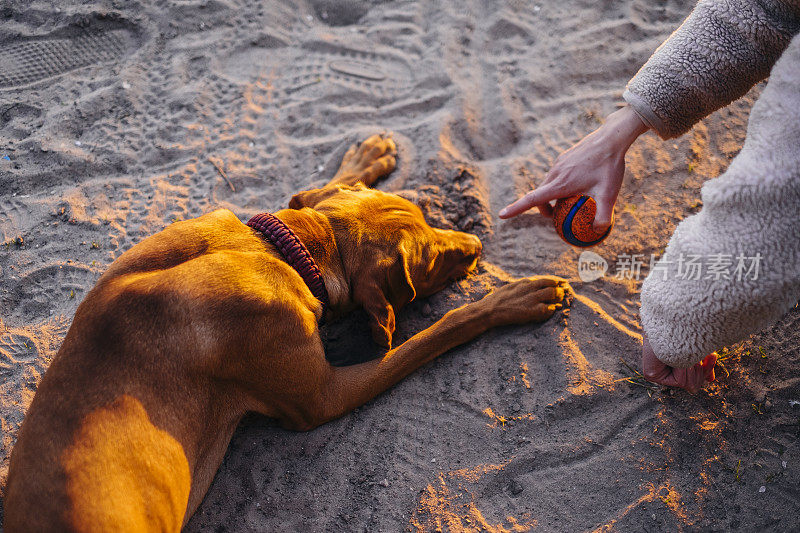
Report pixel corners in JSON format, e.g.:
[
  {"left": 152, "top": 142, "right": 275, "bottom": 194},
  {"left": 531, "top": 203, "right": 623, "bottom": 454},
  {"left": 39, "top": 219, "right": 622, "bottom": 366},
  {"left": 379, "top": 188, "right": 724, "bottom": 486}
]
[
  {"left": 623, "top": 0, "right": 800, "bottom": 139},
  {"left": 640, "top": 34, "right": 800, "bottom": 368}
]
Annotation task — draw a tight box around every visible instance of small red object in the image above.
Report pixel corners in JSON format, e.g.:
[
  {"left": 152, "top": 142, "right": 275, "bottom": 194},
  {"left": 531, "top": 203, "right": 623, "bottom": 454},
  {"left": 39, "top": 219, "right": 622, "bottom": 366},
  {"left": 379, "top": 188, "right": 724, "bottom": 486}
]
[{"left": 553, "top": 195, "right": 613, "bottom": 247}]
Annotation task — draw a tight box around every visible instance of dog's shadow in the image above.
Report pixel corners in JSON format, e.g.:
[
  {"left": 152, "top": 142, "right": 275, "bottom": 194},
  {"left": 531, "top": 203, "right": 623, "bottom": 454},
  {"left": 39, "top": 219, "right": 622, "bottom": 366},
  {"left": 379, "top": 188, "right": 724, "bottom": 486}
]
[
  {"left": 320, "top": 295, "right": 441, "bottom": 366},
  {"left": 319, "top": 309, "right": 382, "bottom": 366}
]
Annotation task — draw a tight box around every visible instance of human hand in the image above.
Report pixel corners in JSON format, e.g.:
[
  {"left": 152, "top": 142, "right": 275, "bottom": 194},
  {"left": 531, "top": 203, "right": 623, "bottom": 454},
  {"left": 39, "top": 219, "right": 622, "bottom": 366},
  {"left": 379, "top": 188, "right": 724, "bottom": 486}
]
[
  {"left": 641, "top": 335, "right": 716, "bottom": 393},
  {"left": 499, "top": 105, "right": 649, "bottom": 232}
]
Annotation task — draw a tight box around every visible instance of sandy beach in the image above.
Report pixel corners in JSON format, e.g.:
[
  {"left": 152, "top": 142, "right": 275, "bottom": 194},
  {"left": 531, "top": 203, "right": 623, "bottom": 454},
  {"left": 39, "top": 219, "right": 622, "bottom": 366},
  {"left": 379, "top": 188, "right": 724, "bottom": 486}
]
[{"left": 1, "top": 0, "right": 798, "bottom": 530}]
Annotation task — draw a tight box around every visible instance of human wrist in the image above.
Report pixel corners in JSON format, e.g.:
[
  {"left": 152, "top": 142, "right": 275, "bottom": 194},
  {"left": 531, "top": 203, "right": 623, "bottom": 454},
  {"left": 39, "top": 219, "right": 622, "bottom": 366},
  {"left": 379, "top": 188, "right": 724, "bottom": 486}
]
[{"left": 600, "top": 105, "right": 649, "bottom": 148}]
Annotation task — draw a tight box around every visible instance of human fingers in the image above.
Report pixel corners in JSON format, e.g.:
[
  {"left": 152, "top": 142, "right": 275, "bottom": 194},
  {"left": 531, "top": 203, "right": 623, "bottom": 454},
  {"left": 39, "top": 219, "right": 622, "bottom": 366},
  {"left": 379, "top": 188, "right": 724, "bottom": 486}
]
[
  {"left": 672, "top": 359, "right": 714, "bottom": 393},
  {"left": 642, "top": 337, "right": 671, "bottom": 384},
  {"left": 593, "top": 196, "right": 615, "bottom": 233},
  {"left": 499, "top": 182, "right": 563, "bottom": 219},
  {"left": 536, "top": 202, "right": 554, "bottom": 217}
]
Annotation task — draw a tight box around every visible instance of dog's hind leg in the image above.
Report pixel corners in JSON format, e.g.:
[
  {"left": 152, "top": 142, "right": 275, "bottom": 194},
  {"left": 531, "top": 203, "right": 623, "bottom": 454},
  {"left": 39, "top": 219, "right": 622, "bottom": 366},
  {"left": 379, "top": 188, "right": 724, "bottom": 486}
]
[
  {"left": 290, "top": 134, "right": 397, "bottom": 209},
  {"left": 330, "top": 133, "right": 397, "bottom": 187}
]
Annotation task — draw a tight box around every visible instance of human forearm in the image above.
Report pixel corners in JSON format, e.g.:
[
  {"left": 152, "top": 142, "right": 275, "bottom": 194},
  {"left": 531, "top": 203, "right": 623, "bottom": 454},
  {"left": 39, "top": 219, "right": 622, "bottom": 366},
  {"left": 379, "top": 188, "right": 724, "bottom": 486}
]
[{"left": 625, "top": 0, "right": 800, "bottom": 139}]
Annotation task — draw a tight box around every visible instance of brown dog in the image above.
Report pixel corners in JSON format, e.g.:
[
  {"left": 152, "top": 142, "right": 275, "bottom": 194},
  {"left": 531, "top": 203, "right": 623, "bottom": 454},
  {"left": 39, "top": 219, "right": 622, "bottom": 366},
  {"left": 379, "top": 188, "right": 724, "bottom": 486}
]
[{"left": 4, "top": 134, "right": 567, "bottom": 531}]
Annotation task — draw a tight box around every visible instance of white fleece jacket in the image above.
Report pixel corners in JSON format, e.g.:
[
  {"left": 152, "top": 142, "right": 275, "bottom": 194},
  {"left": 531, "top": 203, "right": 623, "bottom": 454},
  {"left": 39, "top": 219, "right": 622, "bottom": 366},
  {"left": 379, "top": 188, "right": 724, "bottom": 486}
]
[
  {"left": 624, "top": 0, "right": 800, "bottom": 140},
  {"left": 625, "top": 2, "right": 800, "bottom": 368}
]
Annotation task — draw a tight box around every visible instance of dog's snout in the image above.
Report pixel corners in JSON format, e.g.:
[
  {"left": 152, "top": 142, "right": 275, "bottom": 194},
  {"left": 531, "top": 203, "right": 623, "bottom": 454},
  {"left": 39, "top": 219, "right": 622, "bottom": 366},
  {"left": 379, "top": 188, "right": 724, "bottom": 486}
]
[
  {"left": 454, "top": 233, "right": 482, "bottom": 263},
  {"left": 468, "top": 235, "right": 482, "bottom": 258},
  {"left": 436, "top": 229, "right": 482, "bottom": 260}
]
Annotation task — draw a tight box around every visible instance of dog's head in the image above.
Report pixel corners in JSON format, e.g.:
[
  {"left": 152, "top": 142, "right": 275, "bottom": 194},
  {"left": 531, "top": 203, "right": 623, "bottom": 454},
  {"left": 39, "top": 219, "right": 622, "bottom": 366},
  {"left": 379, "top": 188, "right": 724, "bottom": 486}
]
[{"left": 291, "top": 184, "right": 481, "bottom": 348}]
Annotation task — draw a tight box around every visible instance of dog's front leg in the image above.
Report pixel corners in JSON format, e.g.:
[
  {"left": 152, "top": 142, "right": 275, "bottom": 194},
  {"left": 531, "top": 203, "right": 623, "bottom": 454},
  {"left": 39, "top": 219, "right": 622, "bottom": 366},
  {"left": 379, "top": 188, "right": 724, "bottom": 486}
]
[{"left": 306, "top": 276, "right": 568, "bottom": 428}]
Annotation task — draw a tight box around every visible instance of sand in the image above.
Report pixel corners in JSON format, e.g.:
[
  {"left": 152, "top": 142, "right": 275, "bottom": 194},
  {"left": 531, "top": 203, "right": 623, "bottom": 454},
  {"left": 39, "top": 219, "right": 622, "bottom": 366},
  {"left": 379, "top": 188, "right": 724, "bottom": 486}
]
[{"left": 1, "top": 0, "right": 798, "bottom": 530}]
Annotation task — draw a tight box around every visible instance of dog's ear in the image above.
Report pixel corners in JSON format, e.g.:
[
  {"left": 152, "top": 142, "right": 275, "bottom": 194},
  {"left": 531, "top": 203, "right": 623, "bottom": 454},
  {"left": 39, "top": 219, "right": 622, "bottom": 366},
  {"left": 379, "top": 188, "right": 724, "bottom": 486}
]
[
  {"left": 353, "top": 246, "right": 416, "bottom": 349},
  {"left": 289, "top": 184, "right": 364, "bottom": 210}
]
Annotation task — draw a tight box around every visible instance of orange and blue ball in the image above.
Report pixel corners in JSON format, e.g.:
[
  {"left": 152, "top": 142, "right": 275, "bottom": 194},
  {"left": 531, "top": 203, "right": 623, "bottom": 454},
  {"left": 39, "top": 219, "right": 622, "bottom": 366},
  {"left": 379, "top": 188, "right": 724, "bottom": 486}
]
[{"left": 553, "top": 195, "right": 613, "bottom": 247}]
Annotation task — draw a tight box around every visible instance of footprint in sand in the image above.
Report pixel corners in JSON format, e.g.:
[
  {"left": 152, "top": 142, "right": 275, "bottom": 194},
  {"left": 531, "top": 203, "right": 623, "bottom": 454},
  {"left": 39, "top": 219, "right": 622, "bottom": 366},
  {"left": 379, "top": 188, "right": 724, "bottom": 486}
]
[
  {"left": 294, "top": 41, "right": 414, "bottom": 96},
  {"left": 6, "top": 264, "right": 98, "bottom": 321},
  {"left": 0, "top": 333, "right": 38, "bottom": 367},
  {"left": 0, "top": 197, "right": 36, "bottom": 244},
  {"left": 0, "top": 27, "right": 135, "bottom": 89},
  {"left": 217, "top": 40, "right": 414, "bottom": 98},
  {"left": 0, "top": 332, "right": 40, "bottom": 382}
]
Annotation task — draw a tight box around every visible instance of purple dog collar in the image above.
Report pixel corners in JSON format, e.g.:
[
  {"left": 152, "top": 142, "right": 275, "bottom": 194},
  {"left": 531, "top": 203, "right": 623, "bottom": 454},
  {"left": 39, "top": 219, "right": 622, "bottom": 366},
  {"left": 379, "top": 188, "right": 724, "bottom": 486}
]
[{"left": 247, "top": 212, "right": 330, "bottom": 311}]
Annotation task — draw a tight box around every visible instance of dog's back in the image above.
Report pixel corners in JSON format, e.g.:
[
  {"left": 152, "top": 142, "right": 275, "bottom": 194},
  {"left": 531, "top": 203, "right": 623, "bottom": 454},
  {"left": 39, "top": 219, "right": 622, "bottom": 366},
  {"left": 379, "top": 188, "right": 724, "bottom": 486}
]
[{"left": 3, "top": 209, "right": 289, "bottom": 531}]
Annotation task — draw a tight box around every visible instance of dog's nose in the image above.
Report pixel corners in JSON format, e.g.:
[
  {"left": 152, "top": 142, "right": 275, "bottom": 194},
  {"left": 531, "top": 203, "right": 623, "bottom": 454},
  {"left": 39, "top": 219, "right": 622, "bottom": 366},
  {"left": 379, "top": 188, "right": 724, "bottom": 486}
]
[
  {"left": 435, "top": 228, "right": 482, "bottom": 263},
  {"left": 457, "top": 234, "right": 482, "bottom": 262},
  {"left": 468, "top": 235, "right": 482, "bottom": 258}
]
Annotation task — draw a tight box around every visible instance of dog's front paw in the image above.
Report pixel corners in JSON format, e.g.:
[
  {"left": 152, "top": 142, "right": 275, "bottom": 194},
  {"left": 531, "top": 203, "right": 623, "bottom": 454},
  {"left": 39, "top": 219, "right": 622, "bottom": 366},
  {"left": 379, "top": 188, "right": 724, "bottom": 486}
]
[
  {"left": 333, "top": 133, "right": 397, "bottom": 187},
  {"left": 484, "top": 276, "right": 570, "bottom": 326}
]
